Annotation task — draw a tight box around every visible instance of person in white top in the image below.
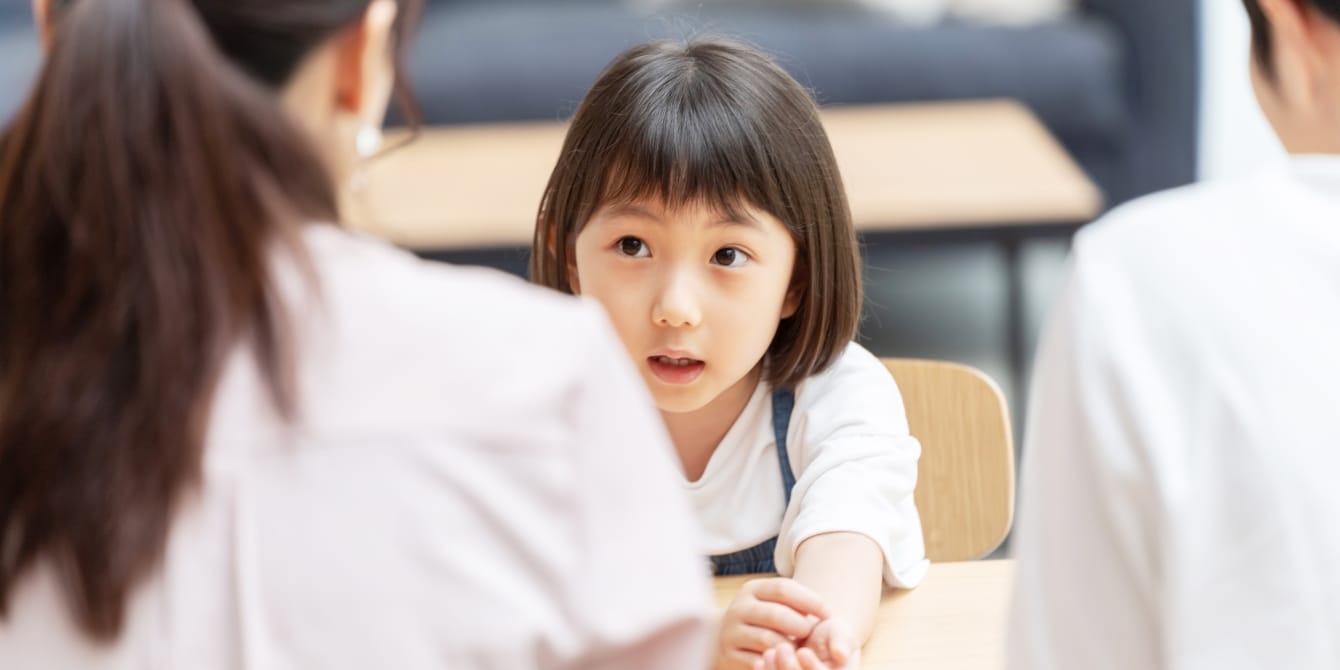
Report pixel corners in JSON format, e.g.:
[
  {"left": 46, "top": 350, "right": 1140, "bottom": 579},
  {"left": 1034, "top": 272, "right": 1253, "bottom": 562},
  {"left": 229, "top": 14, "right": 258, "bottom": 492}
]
[
  {"left": 1009, "top": 1, "right": 1340, "bottom": 668},
  {"left": 0, "top": 1, "right": 712, "bottom": 668},
  {"left": 532, "top": 38, "right": 928, "bottom": 670}
]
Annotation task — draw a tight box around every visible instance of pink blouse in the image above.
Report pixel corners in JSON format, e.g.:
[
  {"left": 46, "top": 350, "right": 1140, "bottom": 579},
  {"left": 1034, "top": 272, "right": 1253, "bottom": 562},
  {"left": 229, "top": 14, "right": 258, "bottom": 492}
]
[{"left": 0, "top": 226, "right": 714, "bottom": 669}]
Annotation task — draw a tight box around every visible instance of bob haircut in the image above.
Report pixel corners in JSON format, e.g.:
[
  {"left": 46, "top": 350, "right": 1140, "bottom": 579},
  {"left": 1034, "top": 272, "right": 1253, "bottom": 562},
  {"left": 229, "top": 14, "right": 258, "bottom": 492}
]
[{"left": 531, "top": 37, "right": 862, "bottom": 389}]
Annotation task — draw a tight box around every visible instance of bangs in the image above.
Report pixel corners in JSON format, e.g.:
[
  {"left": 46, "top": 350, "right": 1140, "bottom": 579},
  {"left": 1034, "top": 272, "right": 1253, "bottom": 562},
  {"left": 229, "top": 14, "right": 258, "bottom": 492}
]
[
  {"left": 553, "top": 37, "right": 821, "bottom": 229},
  {"left": 592, "top": 100, "right": 784, "bottom": 223}
]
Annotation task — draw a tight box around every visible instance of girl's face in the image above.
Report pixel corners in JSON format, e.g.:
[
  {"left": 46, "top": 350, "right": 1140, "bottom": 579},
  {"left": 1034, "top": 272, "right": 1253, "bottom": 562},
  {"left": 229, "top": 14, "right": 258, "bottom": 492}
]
[{"left": 570, "top": 197, "right": 800, "bottom": 415}]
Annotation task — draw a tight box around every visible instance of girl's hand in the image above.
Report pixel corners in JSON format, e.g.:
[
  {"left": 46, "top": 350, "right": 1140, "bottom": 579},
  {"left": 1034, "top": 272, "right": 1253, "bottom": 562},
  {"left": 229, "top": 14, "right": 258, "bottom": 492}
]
[
  {"left": 757, "top": 643, "right": 828, "bottom": 670},
  {"left": 756, "top": 618, "right": 861, "bottom": 670},
  {"left": 714, "top": 578, "right": 831, "bottom": 670},
  {"left": 799, "top": 616, "right": 859, "bottom": 668}
]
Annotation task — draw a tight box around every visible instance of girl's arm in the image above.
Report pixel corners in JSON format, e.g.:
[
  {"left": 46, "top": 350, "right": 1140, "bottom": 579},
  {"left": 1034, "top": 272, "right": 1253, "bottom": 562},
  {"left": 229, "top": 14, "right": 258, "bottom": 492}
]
[
  {"left": 793, "top": 531, "right": 884, "bottom": 646},
  {"left": 787, "top": 530, "right": 884, "bottom": 661}
]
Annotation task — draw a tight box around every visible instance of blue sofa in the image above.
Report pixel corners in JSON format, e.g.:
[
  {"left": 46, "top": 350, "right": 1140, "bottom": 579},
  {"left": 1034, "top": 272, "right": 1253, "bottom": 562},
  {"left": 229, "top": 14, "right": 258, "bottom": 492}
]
[
  {"left": 0, "top": 0, "right": 1197, "bottom": 207},
  {"left": 403, "top": 0, "right": 1198, "bottom": 207},
  {"left": 0, "top": 3, "right": 39, "bottom": 123}
]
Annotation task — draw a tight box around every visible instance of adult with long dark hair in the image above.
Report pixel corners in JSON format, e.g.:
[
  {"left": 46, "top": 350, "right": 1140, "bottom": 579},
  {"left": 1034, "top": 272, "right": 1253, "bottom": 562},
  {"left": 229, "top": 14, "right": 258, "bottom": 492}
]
[{"left": 0, "top": 1, "right": 711, "bottom": 667}]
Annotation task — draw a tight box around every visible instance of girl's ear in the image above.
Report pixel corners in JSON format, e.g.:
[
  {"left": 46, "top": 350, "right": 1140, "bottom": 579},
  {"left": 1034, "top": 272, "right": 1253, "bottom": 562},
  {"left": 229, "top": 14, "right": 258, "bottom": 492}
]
[
  {"left": 565, "top": 250, "right": 581, "bottom": 294},
  {"left": 544, "top": 219, "right": 582, "bottom": 294},
  {"left": 781, "top": 274, "right": 804, "bottom": 319}
]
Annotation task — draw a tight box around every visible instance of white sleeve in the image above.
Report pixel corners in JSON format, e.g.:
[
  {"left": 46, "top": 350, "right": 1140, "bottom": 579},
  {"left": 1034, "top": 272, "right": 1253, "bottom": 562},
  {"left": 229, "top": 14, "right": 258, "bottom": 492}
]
[
  {"left": 774, "top": 345, "right": 929, "bottom": 589},
  {"left": 1008, "top": 248, "right": 1163, "bottom": 670},
  {"left": 558, "top": 302, "right": 715, "bottom": 670}
]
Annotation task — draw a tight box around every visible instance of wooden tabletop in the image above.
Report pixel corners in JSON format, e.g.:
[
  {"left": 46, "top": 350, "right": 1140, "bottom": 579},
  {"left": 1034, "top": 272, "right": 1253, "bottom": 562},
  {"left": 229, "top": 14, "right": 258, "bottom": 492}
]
[
  {"left": 713, "top": 560, "right": 1015, "bottom": 670},
  {"left": 351, "top": 100, "right": 1100, "bottom": 250}
]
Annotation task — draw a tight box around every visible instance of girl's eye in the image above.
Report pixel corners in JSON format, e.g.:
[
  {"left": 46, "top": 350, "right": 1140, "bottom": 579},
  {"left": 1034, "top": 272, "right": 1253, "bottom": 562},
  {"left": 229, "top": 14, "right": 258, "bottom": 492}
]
[
  {"left": 616, "top": 237, "right": 649, "bottom": 258},
  {"left": 711, "top": 247, "right": 749, "bottom": 268}
]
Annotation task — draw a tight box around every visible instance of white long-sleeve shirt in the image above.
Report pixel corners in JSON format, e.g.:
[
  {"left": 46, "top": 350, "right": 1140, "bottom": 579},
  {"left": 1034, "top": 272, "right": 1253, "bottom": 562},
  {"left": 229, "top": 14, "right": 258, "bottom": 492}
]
[
  {"left": 0, "top": 226, "right": 714, "bottom": 670},
  {"left": 1010, "top": 156, "right": 1340, "bottom": 670}
]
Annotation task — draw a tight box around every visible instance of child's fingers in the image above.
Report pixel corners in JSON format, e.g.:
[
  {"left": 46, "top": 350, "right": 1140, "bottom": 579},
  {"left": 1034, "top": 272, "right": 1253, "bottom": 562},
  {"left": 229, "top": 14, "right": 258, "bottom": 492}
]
[
  {"left": 761, "top": 648, "right": 779, "bottom": 670},
  {"left": 750, "top": 579, "right": 831, "bottom": 619},
  {"left": 825, "top": 631, "right": 852, "bottom": 666},
  {"left": 805, "top": 628, "right": 834, "bottom": 663},
  {"left": 774, "top": 643, "right": 804, "bottom": 670},
  {"left": 728, "top": 624, "right": 791, "bottom": 654},
  {"left": 813, "top": 620, "right": 853, "bottom": 665},
  {"left": 796, "top": 647, "right": 828, "bottom": 670},
  {"left": 741, "top": 600, "right": 821, "bottom": 640},
  {"left": 719, "top": 648, "right": 761, "bottom": 670}
]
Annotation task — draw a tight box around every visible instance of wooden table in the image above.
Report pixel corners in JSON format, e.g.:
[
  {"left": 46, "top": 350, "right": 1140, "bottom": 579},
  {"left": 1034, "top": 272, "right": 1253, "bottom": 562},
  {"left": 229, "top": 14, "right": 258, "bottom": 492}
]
[
  {"left": 713, "top": 560, "right": 1015, "bottom": 670},
  {"left": 352, "top": 100, "right": 1101, "bottom": 405},
  {"left": 353, "top": 99, "right": 1097, "bottom": 249}
]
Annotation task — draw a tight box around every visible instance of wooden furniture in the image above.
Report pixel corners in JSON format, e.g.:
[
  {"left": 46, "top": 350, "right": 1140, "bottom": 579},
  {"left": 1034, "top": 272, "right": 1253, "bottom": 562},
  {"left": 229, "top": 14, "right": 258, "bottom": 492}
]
[
  {"left": 352, "top": 99, "right": 1098, "bottom": 249},
  {"left": 714, "top": 560, "right": 1016, "bottom": 670},
  {"left": 885, "top": 359, "right": 1014, "bottom": 562},
  {"left": 823, "top": 101, "right": 1098, "bottom": 231}
]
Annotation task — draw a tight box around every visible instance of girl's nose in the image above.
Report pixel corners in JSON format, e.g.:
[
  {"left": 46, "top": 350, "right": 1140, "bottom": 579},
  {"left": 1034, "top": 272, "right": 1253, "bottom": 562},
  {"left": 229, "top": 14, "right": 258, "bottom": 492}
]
[{"left": 651, "top": 270, "right": 702, "bottom": 328}]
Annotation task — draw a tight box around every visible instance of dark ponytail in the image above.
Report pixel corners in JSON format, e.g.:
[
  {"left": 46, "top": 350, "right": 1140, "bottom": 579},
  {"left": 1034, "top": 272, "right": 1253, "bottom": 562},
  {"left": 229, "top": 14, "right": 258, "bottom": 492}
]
[{"left": 0, "top": 0, "right": 411, "bottom": 641}]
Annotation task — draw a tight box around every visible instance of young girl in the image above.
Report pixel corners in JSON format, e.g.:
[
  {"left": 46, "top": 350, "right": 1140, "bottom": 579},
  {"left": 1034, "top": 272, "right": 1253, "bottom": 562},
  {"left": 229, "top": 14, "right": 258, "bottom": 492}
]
[{"left": 533, "top": 38, "right": 929, "bottom": 670}]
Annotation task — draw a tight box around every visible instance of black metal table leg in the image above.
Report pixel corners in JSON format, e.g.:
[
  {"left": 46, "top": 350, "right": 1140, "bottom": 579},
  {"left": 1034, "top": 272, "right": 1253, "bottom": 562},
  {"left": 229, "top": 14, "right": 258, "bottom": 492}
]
[{"left": 1001, "top": 234, "right": 1028, "bottom": 434}]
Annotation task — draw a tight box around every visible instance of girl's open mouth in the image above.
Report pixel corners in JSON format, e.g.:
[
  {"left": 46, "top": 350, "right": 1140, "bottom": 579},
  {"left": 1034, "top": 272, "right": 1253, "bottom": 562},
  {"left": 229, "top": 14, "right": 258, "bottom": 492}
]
[{"left": 648, "top": 355, "right": 706, "bottom": 384}]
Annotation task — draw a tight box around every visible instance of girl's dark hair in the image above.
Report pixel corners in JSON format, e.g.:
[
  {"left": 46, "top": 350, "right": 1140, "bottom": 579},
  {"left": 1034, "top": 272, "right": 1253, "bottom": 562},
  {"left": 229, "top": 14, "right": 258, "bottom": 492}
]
[
  {"left": 0, "top": 0, "right": 418, "bottom": 641},
  {"left": 1243, "top": 0, "right": 1340, "bottom": 77},
  {"left": 531, "top": 38, "right": 861, "bottom": 388}
]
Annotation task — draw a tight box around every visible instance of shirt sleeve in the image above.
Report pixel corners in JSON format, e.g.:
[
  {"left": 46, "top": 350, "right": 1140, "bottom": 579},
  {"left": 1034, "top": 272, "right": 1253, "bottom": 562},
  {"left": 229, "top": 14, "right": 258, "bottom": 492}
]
[
  {"left": 555, "top": 301, "right": 715, "bottom": 670},
  {"left": 1007, "top": 246, "right": 1163, "bottom": 670},
  {"left": 774, "top": 345, "right": 930, "bottom": 589}
]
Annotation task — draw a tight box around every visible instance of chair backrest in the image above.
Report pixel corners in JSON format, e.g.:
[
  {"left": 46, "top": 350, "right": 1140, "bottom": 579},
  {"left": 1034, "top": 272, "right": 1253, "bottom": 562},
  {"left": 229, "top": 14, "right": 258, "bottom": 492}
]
[{"left": 883, "top": 358, "right": 1015, "bottom": 562}]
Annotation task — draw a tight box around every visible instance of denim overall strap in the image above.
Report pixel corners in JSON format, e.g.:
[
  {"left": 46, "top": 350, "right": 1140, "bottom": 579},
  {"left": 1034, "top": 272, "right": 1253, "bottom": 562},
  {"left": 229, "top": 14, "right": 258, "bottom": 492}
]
[
  {"left": 772, "top": 387, "right": 797, "bottom": 506},
  {"left": 708, "top": 388, "right": 797, "bottom": 576}
]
